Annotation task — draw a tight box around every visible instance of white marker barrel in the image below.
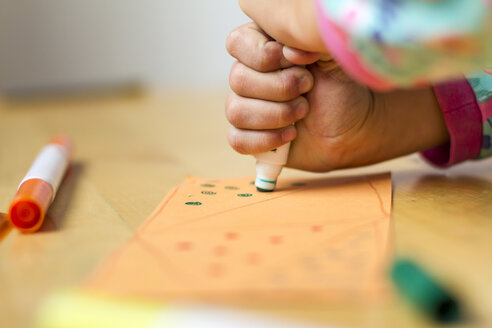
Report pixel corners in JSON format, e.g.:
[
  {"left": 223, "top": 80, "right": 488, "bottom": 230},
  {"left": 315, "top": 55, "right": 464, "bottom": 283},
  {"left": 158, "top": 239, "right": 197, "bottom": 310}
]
[
  {"left": 19, "top": 143, "right": 70, "bottom": 199},
  {"left": 254, "top": 142, "right": 291, "bottom": 192}
]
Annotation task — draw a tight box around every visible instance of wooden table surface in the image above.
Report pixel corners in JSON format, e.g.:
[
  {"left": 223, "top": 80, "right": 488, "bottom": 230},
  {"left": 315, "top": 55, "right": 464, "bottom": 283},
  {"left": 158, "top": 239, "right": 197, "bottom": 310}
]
[{"left": 0, "top": 90, "right": 491, "bottom": 328}]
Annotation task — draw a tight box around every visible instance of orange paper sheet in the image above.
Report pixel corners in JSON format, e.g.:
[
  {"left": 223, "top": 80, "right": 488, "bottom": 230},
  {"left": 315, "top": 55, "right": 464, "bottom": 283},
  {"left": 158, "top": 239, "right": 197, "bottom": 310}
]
[{"left": 87, "top": 173, "right": 392, "bottom": 303}]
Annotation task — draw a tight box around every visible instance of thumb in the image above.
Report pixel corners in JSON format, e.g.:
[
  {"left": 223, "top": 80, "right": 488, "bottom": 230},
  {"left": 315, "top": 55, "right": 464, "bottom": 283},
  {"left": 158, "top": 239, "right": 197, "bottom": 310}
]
[{"left": 283, "top": 46, "right": 322, "bottom": 65}]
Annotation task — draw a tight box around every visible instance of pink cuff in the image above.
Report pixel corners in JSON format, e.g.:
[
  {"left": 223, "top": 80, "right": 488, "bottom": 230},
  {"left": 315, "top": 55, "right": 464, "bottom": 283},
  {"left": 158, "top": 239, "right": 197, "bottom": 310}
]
[
  {"left": 421, "top": 79, "right": 483, "bottom": 167},
  {"left": 314, "top": 0, "right": 394, "bottom": 91}
]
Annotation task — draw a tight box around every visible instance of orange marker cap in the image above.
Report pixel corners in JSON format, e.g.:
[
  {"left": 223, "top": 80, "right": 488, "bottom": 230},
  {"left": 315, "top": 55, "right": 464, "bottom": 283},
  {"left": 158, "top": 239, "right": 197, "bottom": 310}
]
[
  {"left": 9, "top": 179, "right": 54, "bottom": 232},
  {"left": 8, "top": 136, "right": 72, "bottom": 232}
]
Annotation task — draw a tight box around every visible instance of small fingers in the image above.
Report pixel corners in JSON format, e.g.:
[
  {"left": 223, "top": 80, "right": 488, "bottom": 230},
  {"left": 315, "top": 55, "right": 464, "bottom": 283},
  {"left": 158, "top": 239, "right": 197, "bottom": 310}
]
[
  {"left": 226, "top": 22, "right": 292, "bottom": 72},
  {"left": 230, "top": 62, "right": 313, "bottom": 101},
  {"left": 226, "top": 94, "right": 308, "bottom": 129},
  {"left": 228, "top": 125, "right": 297, "bottom": 154}
]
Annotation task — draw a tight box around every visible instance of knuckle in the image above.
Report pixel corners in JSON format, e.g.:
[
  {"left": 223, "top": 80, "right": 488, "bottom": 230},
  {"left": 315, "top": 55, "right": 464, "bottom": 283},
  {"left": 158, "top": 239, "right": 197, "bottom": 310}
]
[
  {"left": 227, "top": 128, "right": 249, "bottom": 154},
  {"left": 256, "top": 42, "right": 281, "bottom": 72},
  {"left": 225, "top": 95, "right": 242, "bottom": 126},
  {"left": 229, "top": 62, "right": 247, "bottom": 94},
  {"left": 226, "top": 28, "right": 242, "bottom": 56}
]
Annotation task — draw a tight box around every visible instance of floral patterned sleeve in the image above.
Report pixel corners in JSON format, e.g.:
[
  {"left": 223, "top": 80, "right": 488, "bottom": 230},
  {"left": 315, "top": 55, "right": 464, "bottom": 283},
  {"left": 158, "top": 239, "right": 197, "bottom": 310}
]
[
  {"left": 468, "top": 71, "right": 492, "bottom": 158},
  {"left": 314, "top": 0, "right": 492, "bottom": 163}
]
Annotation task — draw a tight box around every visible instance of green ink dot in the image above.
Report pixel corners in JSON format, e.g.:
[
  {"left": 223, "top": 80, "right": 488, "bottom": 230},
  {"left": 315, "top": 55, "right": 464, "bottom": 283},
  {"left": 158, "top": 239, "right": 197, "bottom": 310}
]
[
  {"left": 201, "top": 191, "right": 216, "bottom": 195},
  {"left": 249, "top": 181, "right": 255, "bottom": 185},
  {"left": 292, "top": 182, "right": 307, "bottom": 187},
  {"left": 225, "top": 186, "right": 239, "bottom": 190},
  {"left": 201, "top": 184, "right": 215, "bottom": 187},
  {"left": 237, "top": 193, "right": 253, "bottom": 197},
  {"left": 185, "top": 202, "right": 202, "bottom": 206}
]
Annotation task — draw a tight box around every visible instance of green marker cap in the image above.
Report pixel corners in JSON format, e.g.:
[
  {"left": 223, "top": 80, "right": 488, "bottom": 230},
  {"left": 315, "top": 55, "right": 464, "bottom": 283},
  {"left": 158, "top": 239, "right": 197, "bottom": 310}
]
[{"left": 390, "top": 258, "right": 461, "bottom": 323}]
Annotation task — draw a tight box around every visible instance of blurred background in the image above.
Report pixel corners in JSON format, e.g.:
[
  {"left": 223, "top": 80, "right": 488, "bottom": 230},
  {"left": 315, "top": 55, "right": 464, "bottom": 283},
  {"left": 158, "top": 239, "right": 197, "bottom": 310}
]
[{"left": 0, "top": 0, "right": 249, "bottom": 95}]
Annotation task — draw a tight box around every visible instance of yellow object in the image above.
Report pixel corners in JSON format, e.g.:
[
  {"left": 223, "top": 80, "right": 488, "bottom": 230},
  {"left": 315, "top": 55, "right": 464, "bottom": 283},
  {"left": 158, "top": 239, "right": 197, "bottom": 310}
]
[{"left": 37, "top": 290, "right": 166, "bottom": 328}]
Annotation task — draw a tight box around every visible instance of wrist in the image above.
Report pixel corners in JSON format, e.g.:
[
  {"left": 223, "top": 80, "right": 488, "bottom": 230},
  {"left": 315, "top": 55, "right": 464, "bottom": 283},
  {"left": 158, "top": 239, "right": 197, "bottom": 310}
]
[{"left": 377, "top": 87, "right": 450, "bottom": 160}]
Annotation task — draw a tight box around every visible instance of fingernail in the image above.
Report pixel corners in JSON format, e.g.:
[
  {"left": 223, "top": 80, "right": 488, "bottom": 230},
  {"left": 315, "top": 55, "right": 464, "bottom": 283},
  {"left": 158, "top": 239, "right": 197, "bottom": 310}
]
[
  {"left": 282, "top": 125, "right": 297, "bottom": 142},
  {"left": 283, "top": 46, "right": 306, "bottom": 57},
  {"left": 299, "top": 75, "right": 312, "bottom": 93},
  {"left": 295, "top": 101, "right": 308, "bottom": 119}
]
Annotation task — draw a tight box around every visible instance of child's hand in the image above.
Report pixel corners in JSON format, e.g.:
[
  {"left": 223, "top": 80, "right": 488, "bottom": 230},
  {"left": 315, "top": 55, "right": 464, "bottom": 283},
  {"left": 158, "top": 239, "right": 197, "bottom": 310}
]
[{"left": 226, "top": 23, "right": 450, "bottom": 172}]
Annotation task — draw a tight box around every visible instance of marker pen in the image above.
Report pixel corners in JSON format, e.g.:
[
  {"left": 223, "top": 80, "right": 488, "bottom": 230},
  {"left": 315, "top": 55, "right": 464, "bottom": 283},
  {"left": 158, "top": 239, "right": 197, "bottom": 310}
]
[
  {"left": 391, "top": 258, "right": 461, "bottom": 323},
  {"left": 254, "top": 142, "right": 291, "bottom": 192},
  {"left": 37, "top": 290, "right": 326, "bottom": 328},
  {"left": 8, "top": 136, "right": 72, "bottom": 232}
]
